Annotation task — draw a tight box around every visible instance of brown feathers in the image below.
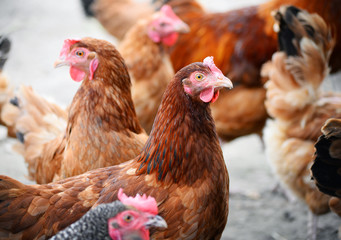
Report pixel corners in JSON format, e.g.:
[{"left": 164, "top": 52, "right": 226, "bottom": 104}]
[
  {"left": 1, "top": 38, "right": 147, "bottom": 184},
  {"left": 263, "top": 5, "right": 340, "bottom": 219},
  {"left": 0, "top": 61, "right": 229, "bottom": 239},
  {"left": 119, "top": 15, "right": 174, "bottom": 134}
]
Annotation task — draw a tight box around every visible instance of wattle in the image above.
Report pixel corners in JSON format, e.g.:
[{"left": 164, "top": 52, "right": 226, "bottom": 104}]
[
  {"left": 162, "top": 33, "right": 179, "bottom": 46},
  {"left": 70, "top": 66, "right": 86, "bottom": 82},
  {"left": 199, "top": 87, "right": 220, "bottom": 103},
  {"left": 199, "top": 87, "right": 214, "bottom": 103}
]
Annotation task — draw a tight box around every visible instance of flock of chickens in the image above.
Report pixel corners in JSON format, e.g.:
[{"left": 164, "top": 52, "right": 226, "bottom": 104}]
[{"left": 0, "top": 0, "right": 341, "bottom": 239}]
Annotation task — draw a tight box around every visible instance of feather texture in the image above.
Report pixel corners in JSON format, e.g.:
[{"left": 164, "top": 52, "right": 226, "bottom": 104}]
[
  {"left": 1, "top": 38, "right": 147, "bottom": 184},
  {"left": 0, "top": 59, "right": 229, "bottom": 240},
  {"left": 262, "top": 6, "right": 341, "bottom": 217}
]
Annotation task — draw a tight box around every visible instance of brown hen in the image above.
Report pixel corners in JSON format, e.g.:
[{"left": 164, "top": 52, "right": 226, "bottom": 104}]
[
  {"left": 1, "top": 38, "right": 147, "bottom": 184},
  {"left": 262, "top": 5, "right": 341, "bottom": 240},
  {"left": 85, "top": 0, "right": 341, "bottom": 142},
  {"left": 0, "top": 57, "right": 232, "bottom": 239},
  {"left": 119, "top": 5, "right": 189, "bottom": 133}
]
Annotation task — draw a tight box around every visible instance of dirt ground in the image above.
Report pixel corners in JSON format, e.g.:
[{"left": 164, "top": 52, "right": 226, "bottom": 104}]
[{"left": 0, "top": 0, "right": 341, "bottom": 239}]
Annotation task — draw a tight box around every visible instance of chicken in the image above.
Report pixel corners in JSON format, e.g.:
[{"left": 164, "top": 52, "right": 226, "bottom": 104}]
[
  {"left": 1, "top": 38, "right": 147, "bottom": 184},
  {"left": 83, "top": 0, "right": 341, "bottom": 142},
  {"left": 50, "top": 188, "right": 167, "bottom": 240},
  {"left": 262, "top": 5, "right": 341, "bottom": 240},
  {"left": 119, "top": 5, "right": 189, "bottom": 133},
  {"left": 165, "top": 0, "right": 341, "bottom": 77},
  {"left": 159, "top": 0, "right": 341, "bottom": 142},
  {"left": 0, "top": 56, "right": 232, "bottom": 239},
  {"left": 311, "top": 118, "right": 341, "bottom": 217},
  {"left": 0, "top": 35, "right": 15, "bottom": 137}
]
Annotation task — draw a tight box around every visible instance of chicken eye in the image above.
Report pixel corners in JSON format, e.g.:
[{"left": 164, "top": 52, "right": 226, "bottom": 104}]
[
  {"left": 75, "top": 50, "right": 84, "bottom": 57},
  {"left": 195, "top": 73, "right": 204, "bottom": 81},
  {"left": 123, "top": 214, "right": 133, "bottom": 223},
  {"left": 160, "top": 22, "right": 167, "bottom": 27}
]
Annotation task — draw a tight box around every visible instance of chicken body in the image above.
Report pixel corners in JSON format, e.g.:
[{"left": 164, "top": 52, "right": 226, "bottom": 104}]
[
  {"left": 262, "top": 5, "right": 341, "bottom": 238},
  {"left": 311, "top": 118, "right": 341, "bottom": 217},
  {"left": 0, "top": 57, "right": 231, "bottom": 239},
  {"left": 1, "top": 38, "right": 147, "bottom": 184},
  {"left": 119, "top": 5, "right": 189, "bottom": 134}
]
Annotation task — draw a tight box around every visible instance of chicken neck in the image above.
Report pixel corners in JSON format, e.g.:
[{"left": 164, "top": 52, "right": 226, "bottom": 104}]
[{"left": 136, "top": 70, "right": 225, "bottom": 185}]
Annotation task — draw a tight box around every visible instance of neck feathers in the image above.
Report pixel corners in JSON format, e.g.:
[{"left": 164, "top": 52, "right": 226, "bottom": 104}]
[
  {"left": 68, "top": 53, "right": 144, "bottom": 134},
  {"left": 136, "top": 79, "right": 222, "bottom": 184}
]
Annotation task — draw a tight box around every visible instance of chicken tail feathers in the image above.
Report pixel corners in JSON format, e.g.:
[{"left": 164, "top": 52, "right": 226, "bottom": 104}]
[
  {"left": 80, "top": 0, "right": 95, "bottom": 17},
  {"left": 2, "top": 85, "right": 67, "bottom": 141},
  {"left": 275, "top": 5, "right": 334, "bottom": 89},
  {"left": 0, "top": 175, "right": 26, "bottom": 193},
  {"left": 262, "top": 6, "right": 335, "bottom": 120},
  {"left": 1, "top": 85, "right": 67, "bottom": 179},
  {"left": 311, "top": 118, "right": 341, "bottom": 198}
]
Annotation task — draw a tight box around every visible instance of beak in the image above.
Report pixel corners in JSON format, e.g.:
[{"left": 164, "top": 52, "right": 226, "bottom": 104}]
[
  {"left": 213, "top": 75, "right": 233, "bottom": 90},
  {"left": 174, "top": 21, "right": 190, "bottom": 33},
  {"left": 144, "top": 215, "right": 168, "bottom": 229},
  {"left": 54, "top": 58, "right": 69, "bottom": 68}
]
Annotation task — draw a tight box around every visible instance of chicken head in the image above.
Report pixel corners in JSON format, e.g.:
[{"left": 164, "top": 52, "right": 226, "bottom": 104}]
[
  {"left": 147, "top": 5, "right": 190, "bottom": 46},
  {"left": 54, "top": 39, "right": 99, "bottom": 82},
  {"left": 182, "top": 56, "right": 233, "bottom": 103},
  {"left": 108, "top": 189, "right": 167, "bottom": 240}
]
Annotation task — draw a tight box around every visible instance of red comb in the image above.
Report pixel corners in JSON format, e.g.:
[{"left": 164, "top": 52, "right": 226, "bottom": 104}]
[
  {"left": 118, "top": 188, "right": 158, "bottom": 215},
  {"left": 59, "top": 39, "right": 81, "bottom": 58}
]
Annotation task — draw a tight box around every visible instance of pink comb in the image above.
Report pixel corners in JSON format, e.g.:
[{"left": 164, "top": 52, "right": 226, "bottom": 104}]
[
  {"left": 203, "top": 56, "right": 224, "bottom": 76},
  {"left": 118, "top": 188, "right": 158, "bottom": 215},
  {"left": 59, "top": 39, "right": 81, "bottom": 58},
  {"left": 160, "top": 4, "right": 179, "bottom": 21}
]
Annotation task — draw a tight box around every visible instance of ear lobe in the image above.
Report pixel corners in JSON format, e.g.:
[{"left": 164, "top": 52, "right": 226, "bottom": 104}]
[
  {"left": 148, "top": 29, "right": 161, "bottom": 43},
  {"left": 182, "top": 78, "right": 193, "bottom": 95},
  {"left": 89, "top": 58, "right": 99, "bottom": 80}
]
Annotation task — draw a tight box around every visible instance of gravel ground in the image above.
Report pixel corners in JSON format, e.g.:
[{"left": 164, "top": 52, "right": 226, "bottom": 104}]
[{"left": 0, "top": 0, "right": 340, "bottom": 239}]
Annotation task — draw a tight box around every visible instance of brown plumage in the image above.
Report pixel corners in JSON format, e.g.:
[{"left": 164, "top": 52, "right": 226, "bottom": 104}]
[
  {"left": 1, "top": 38, "right": 147, "bottom": 184},
  {"left": 87, "top": 0, "right": 341, "bottom": 142},
  {"left": 167, "top": 0, "right": 341, "bottom": 77},
  {"left": 0, "top": 59, "right": 231, "bottom": 240},
  {"left": 119, "top": 5, "right": 189, "bottom": 134},
  {"left": 262, "top": 5, "right": 341, "bottom": 239},
  {"left": 162, "top": 0, "right": 341, "bottom": 142},
  {"left": 311, "top": 118, "right": 341, "bottom": 217}
]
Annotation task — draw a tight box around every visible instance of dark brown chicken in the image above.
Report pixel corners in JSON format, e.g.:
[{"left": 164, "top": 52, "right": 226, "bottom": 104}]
[
  {"left": 312, "top": 118, "right": 341, "bottom": 217},
  {"left": 262, "top": 5, "right": 341, "bottom": 239},
  {"left": 0, "top": 57, "right": 232, "bottom": 239},
  {"left": 1, "top": 38, "right": 147, "bottom": 184}
]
